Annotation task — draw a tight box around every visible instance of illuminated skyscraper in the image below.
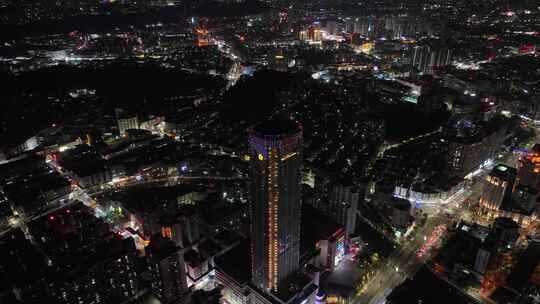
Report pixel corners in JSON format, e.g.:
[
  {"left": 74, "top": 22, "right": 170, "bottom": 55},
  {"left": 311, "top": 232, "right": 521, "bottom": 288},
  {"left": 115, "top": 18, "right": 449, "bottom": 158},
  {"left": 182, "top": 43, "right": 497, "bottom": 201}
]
[{"left": 248, "top": 117, "right": 303, "bottom": 292}]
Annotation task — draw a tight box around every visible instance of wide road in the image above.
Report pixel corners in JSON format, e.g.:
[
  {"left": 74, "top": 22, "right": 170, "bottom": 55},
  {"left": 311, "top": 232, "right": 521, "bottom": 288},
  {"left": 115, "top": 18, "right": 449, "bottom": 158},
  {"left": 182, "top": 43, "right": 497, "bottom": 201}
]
[
  {"left": 354, "top": 173, "right": 488, "bottom": 304},
  {"left": 354, "top": 121, "right": 540, "bottom": 304},
  {"left": 355, "top": 209, "right": 450, "bottom": 304},
  {"left": 0, "top": 160, "right": 245, "bottom": 238}
]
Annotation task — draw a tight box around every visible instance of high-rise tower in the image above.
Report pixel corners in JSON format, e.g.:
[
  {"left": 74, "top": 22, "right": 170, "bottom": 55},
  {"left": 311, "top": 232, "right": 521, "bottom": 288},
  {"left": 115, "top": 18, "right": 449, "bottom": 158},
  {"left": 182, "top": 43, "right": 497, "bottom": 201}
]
[{"left": 248, "top": 117, "right": 303, "bottom": 292}]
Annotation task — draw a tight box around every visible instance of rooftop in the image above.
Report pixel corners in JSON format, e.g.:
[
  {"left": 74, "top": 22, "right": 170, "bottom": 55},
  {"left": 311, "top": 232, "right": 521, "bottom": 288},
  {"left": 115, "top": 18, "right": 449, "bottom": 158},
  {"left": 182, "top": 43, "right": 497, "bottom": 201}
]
[
  {"left": 214, "top": 238, "right": 251, "bottom": 285},
  {"left": 501, "top": 184, "right": 538, "bottom": 216},
  {"left": 272, "top": 272, "right": 314, "bottom": 304},
  {"left": 0, "top": 153, "right": 47, "bottom": 183},
  {"left": 507, "top": 241, "right": 540, "bottom": 291},
  {"left": 109, "top": 184, "right": 198, "bottom": 214},
  {"left": 0, "top": 228, "right": 48, "bottom": 287},
  {"left": 435, "top": 221, "right": 494, "bottom": 271},
  {"left": 21, "top": 203, "right": 138, "bottom": 284},
  {"left": 3, "top": 172, "right": 70, "bottom": 206},
  {"left": 490, "top": 164, "right": 517, "bottom": 180},
  {"left": 147, "top": 235, "right": 181, "bottom": 261},
  {"left": 198, "top": 238, "right": 223, "bottom": 257},
  {"left": 494, "top": 217, "right": 520, "bottom": 230},
  {"left": 184, "top": 249, "right": 205, "bottom": 266},
  {"left": 301, "top": 204, "right": 342, "bottom": 258}
]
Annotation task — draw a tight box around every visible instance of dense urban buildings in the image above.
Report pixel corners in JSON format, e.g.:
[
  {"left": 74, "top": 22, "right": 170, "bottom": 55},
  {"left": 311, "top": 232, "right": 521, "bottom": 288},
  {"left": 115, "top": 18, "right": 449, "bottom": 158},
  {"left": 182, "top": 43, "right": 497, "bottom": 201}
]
[{"left": 1, "top": 0, "right": 540, "bottom": 303}]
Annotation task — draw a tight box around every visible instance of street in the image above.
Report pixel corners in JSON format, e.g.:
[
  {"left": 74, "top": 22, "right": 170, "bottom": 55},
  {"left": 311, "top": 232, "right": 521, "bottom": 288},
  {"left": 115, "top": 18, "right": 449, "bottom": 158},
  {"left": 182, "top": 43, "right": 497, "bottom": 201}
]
[
  {"left": 354, "top": 166, "right": 491, "bottom": 304},
  {"left": 355, "top": 209, "right": 452, "bottom": 304},
  {"left": 352, "top": 127, "right": 540, "bottom": 304}
]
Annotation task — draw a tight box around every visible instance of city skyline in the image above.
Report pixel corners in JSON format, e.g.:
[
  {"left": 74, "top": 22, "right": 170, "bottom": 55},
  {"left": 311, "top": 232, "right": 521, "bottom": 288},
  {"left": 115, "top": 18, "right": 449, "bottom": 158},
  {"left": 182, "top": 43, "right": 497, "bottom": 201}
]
[{"left": 0, "top": 0, "right": 540, "bottom": 304}]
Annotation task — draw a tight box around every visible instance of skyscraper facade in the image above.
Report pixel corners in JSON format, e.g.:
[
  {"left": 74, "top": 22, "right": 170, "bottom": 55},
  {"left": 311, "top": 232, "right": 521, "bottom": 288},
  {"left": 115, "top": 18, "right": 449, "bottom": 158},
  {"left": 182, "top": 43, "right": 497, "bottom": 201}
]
[
  {"left": 479, "top": 164, "right": 516, "bottom": 210},
  {"left": 248, "top": 118, "right": 303, "bottom": 292},
  {"left": 410, "top": 43, "right": 453, "bottom": 74},
  {"left": 310, "top": 178, "right": 362, "bottom": 240},
  {"left": 146, "top": 236, "right": 188, "bottom": 304}
]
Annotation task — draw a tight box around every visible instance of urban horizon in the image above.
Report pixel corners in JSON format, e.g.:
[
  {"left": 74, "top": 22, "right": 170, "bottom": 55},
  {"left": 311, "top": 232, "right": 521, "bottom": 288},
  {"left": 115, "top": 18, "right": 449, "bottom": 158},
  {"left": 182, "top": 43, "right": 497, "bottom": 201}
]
[{"left": 0, "top": 1, "right": 539, "bottom": 304}]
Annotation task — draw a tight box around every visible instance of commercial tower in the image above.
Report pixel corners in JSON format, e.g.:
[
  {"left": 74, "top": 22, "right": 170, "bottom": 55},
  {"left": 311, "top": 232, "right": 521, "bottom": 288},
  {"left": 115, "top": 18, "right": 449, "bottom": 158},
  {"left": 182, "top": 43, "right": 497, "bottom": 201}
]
[
  {"left": 479, "top": 164, "right": 517, "bottom": 210},
  {"left": 248, "top": 117, "right": 303, "bottom": 292}
]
